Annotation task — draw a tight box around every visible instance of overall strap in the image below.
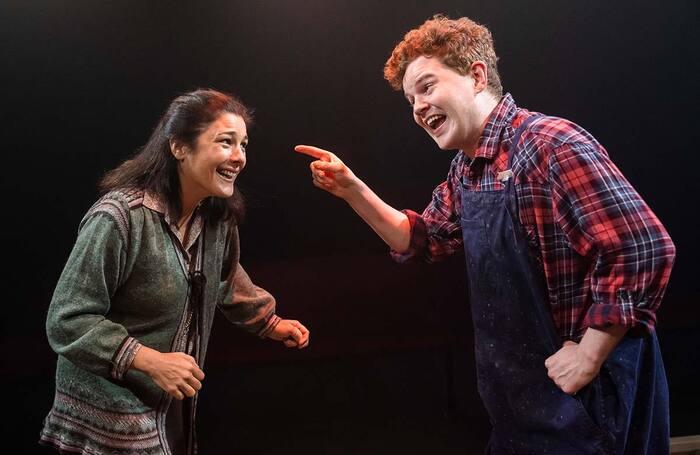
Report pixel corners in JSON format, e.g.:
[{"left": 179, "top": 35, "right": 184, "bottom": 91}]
[
  {"left": 504, "top": 114, "right": 543, "bottom": 225},
  {"left": 503, "top": 114, "right": 559, "bottom": 352},
  {"left": 507, "top": 114, "right": 541, "bottom": 169}
]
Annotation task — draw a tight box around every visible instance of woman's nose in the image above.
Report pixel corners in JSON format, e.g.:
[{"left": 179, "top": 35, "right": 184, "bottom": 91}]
[{"left": 229, "top": 145, "right": 245, "bottom": 162}]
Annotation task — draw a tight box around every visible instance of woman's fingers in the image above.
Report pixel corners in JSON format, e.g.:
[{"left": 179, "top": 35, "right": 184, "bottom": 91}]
[
  {"left": 296, "top": 331, "right": 310, "bottom": 348},
  {"left": 288, "top": 320, "right": 310, "bottom": 349},
  {"left": 191, "top": 365, "right": 205, "bottom": 381},
  {"left": 290, "top": 320, "right": 309, "bottom": 334},
  {"left": 286, "top": 326, "right": 303, "bottom": 343},
  {"left": 179, "top": 383, "right": 197, "bottom": 398},
  {"left": 187, "top": 375, "right": 203, "bottom": 391},
  {"left": 149, "top": 352, "right": 206, "bottom": 399},
  {"left": 169, "top": 375, "right": 200, "bottom": 400}
]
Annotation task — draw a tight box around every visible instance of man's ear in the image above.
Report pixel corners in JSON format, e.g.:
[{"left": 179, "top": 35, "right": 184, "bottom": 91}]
[
  {"left": 470, "top": 61, "right": 489, "bottom": 94},
  {"left": 170, "top": 139, "right": 187, "bottom": 161}
]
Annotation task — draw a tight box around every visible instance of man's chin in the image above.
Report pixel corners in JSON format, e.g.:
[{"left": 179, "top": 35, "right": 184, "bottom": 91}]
[{"left": 433, "top": 136, "right": 457, "bottom": 151}]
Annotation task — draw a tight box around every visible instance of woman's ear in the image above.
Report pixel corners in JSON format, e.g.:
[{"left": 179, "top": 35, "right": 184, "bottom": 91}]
[{"left": 170, "top": 139, "right": 187, "bottom": 161}]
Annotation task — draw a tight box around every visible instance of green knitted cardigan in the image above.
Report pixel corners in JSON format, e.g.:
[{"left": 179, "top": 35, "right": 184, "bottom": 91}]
[{"left": 40, "top": 189, "right": 278, "bottom": 454}]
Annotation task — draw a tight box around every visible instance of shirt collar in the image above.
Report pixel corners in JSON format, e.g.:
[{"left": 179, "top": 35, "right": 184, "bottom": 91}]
[
  {"left": 143, "top": 190, "right": 171, "bottom": 220},
  {"left": 143, "top": 190, "right": 204, "bottom": 254},
  {"left": 469, "top": 93, "right": 519, "bottom": 161}
]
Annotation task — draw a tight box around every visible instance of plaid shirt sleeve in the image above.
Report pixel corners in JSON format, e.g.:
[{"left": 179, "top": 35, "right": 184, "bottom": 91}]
[
  {"left": 391, "top": 159, "right": 464, "bottom": 263},
  {"left": 549, "top": 141, "right": 676, "bottom": 334}
]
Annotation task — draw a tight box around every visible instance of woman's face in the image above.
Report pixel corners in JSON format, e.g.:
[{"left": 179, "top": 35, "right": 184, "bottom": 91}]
[{"left": 176, "top": 112, "right": 247, "bottom": 203}]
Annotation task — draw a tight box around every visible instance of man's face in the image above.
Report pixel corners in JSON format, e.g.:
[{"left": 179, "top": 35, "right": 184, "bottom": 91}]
[{"left": 402, "top": 55, "right": 480, "bottom": 151}]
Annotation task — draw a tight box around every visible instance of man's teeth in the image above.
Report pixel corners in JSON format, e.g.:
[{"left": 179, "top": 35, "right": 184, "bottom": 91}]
[{"left": 426, "top": 114, "right": 445, "bottom": 128}]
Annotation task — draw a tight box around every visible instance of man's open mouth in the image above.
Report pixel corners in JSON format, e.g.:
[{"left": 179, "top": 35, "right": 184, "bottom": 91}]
[{"left": 425, "top": 114, "right": 446, "bottom": 131}]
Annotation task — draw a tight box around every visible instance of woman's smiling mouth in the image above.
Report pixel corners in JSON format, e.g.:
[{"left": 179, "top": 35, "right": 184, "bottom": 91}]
[{"left": 216, "top": 167, "right": 239, "bottom": 181}]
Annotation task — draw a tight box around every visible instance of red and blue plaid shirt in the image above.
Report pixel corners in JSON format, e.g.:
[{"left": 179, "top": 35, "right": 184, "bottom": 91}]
[{"left": 392, "top": 94, "right": 675, "bottom": 339}]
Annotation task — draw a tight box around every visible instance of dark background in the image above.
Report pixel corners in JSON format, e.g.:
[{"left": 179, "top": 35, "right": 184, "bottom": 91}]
[{"left": 1, "top": 0, "right": 698, "bottom": 453}]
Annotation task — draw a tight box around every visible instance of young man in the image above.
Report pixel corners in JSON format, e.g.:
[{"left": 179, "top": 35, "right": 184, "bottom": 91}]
[{"left": 295, "top": 15, "right": 675, "bottom": 454}]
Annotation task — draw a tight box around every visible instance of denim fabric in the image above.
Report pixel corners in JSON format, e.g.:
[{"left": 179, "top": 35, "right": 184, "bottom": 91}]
[{"left": 460, "top": 117, "right": 669, "bottom": 454}]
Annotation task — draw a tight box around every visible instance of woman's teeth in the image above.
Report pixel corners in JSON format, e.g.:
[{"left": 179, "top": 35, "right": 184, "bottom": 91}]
[{"left": 217, "top": 169, "right": 236, "bottom": 179}]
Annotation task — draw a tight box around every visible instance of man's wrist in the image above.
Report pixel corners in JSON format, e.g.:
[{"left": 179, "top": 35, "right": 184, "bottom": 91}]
[
  {"left": 343, "top": 178, "right": 367, "bottom": 203},
  {"left": 578, "top": 325, "right": 629, "bottom": 366}
]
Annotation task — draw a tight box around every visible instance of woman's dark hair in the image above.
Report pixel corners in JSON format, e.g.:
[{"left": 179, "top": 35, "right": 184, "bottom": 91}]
[{"left": 100, "top": 88, "right": 252, "bottom": 223}]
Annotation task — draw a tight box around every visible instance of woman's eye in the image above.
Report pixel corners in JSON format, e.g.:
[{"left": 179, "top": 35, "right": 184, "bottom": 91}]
[
  {"left": 220, "top": 138, "right": 232, "bottom": 146},
  {"left": 241, "top": 143, "right": 248, "bottom": 152}
]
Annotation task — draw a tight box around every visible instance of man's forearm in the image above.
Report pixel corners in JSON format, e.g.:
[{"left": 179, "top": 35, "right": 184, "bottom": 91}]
[
  {"left": 344, "top": 180, "right": 411, "bottom": 253},
  {"left": 578, "top": 324, "right": 629, "bottom": 368}
]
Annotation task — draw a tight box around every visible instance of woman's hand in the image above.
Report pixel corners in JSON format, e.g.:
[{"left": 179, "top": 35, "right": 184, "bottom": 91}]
[
  {"left": 267, "top": 319, "right": 310, "bottom": 349},
  {"left": 294, "top": 145, "right": 360, "bottom": 199},
  {"left": 131, "top": 345, "right": 205, "bottom": 400}
]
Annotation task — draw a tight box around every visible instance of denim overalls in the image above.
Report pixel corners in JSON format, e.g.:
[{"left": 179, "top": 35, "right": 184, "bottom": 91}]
[{"left": 459, "top": 115, "right": 669, "bottom": 454}]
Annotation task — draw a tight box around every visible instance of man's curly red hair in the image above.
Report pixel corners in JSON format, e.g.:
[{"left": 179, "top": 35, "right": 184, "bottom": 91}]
[{"left": 384, "top": 15, "right": 503, "bottom": 97}]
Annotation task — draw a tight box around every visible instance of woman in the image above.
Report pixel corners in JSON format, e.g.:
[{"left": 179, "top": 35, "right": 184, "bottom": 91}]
[{"left": 40, "top": 88, "right": 309, "bottom": 454}]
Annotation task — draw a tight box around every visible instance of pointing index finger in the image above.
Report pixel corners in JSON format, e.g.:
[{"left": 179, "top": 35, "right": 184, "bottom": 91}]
[{"left": 295, "top": 144, "right": 332, "bottom": 162}]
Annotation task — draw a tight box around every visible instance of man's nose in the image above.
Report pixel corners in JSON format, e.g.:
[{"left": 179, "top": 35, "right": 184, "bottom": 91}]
[{"left": 413, "top": 96, "right": 429, "bottom": 117}]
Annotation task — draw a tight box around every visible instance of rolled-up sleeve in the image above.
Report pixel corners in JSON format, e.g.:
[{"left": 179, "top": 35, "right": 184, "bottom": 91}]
[
  {"left": 391, "top": 161, "right": 464, "bottom": 263},
  {"left": 550, "top": 142, "right": 676, "bottom": 334}
]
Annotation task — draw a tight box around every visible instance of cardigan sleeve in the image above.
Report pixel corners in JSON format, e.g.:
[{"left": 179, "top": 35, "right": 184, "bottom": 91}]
[
  {"left": 219, "top": 265, "right": 280, "bottom": 337},
  {"left": 216, "top": 225, "right": 279, "bottom": 337},
  {"left": 46, "top": 212, "right": 139, "bottom": 379}
]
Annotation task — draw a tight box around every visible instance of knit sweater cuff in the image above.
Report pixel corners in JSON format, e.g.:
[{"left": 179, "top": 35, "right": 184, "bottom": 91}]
[
  {"left": 110, "top": 336, "right": 142, "bottom": 380},
  {"left": 257, "top": 314, "right": 282, "bottom": 338}
]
